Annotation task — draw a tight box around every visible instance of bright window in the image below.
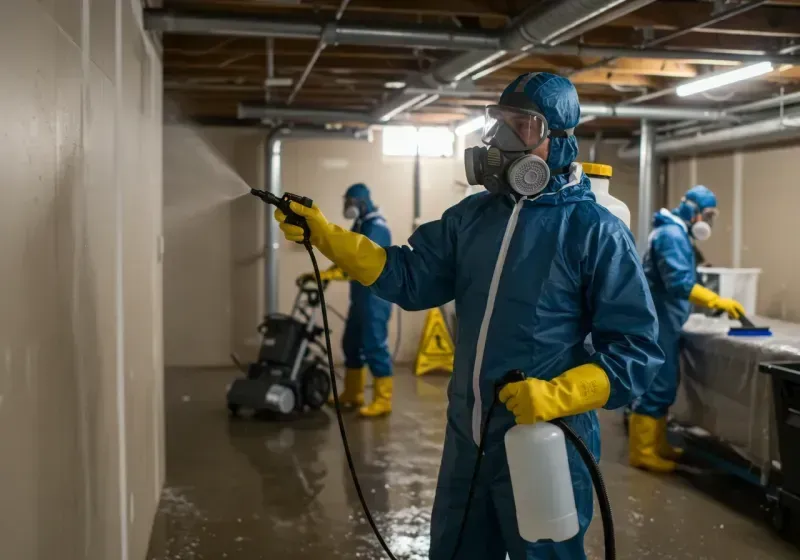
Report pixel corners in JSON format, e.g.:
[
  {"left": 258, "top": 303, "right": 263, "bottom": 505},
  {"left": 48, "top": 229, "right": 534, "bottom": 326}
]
[{"left": 382, "top": 126, "right": 455, "bottom": 158}]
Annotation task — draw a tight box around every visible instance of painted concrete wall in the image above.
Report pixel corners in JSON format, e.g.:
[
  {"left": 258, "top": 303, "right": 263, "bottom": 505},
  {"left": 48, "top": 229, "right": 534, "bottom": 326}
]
[{"left": 0, "top": 0, "right": 164, "bottom": 559}]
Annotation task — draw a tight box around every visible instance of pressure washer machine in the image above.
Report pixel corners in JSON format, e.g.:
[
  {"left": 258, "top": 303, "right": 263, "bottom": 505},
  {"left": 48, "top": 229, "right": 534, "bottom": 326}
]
[{"left": 227, "top": 277, "right": 331, "bottom": 417}]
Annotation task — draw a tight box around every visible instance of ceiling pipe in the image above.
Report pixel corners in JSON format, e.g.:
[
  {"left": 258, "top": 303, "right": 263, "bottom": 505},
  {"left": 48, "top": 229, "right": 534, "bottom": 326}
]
[
  {"left": 374, "top": 0, "right": 656, "bottom": 121},
  {"left": 143, "top": 9, "right": 501, "bottom": 50},
  {"left": 545, "top": 0, "right": 656, "bottom": 45},
  {"left": 580, "top": 103, "right": 731, "bottom": 121},
  {"left": 517, "top": 45, "right": 800, "bottom": 66},
  {"left": 727, "top": 90, "right": 800, "bottom": 114},
  {"left": 473, "top": 0, "right": 659, "bottom": 79},
  {"left": 239, "top": 102, "right": 732, "bottom": 123},
  {"left": 569, "top": 0, "right": 770, "bottom": 80},
  {"left": 239, "top": 104, "right": 380, "bottom": 124},
  {"left": 286, "top": 0, "right": 351, "bottom": 105},
  {"left": 617, "top": 109, "right": 800, "bottom": 159}
]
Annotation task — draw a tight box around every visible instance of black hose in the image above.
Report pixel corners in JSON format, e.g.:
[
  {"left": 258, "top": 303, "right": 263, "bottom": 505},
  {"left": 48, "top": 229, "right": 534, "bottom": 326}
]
[
  {"left": 305, "top": 242, "right": 399, "bottom": 560},
  {"left": 551, "top": 418, "right": 616, "bottom": 560}
]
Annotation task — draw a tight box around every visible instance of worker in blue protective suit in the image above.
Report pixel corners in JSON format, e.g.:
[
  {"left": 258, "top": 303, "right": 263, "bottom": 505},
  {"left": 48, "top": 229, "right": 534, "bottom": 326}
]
[
  {"left": 301, "top": 183, "right": 395, "bottom": 417},
  {"left": 275, "top": 72, "right": 664, "bottom": 559},
  {"left": 630, "top": 185, "right": 745, "bottom": 473}
]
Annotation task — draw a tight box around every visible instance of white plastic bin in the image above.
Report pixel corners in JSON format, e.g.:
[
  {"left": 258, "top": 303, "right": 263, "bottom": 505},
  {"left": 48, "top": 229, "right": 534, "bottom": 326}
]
[{"left": 697, "top": 267, "right": 762, "bottom": 315}]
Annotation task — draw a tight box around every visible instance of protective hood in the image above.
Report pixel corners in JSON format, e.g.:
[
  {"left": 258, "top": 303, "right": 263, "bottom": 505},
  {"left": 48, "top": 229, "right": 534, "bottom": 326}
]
[
  {"left": 499, "top": 72, "right": 581, "bottom": 170},
  {"left": 675, "top": 184, "right": 717, "bottom": 223},
  {"left": 344, "top": 182, "right": 376, "bottom": 213}
]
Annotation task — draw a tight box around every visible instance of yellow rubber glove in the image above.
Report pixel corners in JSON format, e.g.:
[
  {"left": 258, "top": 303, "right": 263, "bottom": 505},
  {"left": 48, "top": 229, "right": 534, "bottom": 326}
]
[
  {"left": 275, "top": 202, "right": 386, "bottom": 286},
  {"left": 688, "top": 284, "right": 745, "bottom": 319},
  {"left": 498, "top": 364, "right": 611, "bottom": 424}
]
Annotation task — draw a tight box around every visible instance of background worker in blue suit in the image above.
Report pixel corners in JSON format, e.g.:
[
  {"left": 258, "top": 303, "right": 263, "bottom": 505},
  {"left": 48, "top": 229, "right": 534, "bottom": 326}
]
[
  {"left": 304, "top": 183, "right": 394, "bottom": 417},
  {"left": 276, "top": 72, "right": 664, "bottom": 559},
  {"left": 630, "top": 185, "right": 745, "bottom": 473}
]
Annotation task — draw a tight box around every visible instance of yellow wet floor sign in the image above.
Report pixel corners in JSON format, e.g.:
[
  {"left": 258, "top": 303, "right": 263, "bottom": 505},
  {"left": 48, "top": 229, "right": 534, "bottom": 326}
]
[{"left": 414, "top": 308, "right": 455, "bottom": 376}]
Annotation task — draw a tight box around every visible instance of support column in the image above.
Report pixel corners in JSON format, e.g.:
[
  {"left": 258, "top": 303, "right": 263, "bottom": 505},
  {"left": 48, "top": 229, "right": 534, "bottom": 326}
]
[
  {"left": 637, "top": 119, "right": 657, "bottom": 254},
  {"left": 264, "top": 133, "right": 282, "bottom": 315},
  {"left": 732, "top": 150, "right": 743, "bottom": 267}
]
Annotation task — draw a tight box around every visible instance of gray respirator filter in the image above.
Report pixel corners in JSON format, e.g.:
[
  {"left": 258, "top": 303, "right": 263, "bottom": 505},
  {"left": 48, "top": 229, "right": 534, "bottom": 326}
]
[{"left": 464, "top": 146, "right": 550, "bottom": 198}]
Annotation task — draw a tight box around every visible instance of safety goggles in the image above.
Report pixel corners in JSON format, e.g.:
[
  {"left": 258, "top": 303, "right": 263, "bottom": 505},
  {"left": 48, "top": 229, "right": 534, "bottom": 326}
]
[
  {"left": 684, "top": 198, "right": 719, "bottom": 226},
  {"left": 700, "top": 207, "right": 718, "bottom": 227},
  {"left": 481, "top": 105, "right": 550, "bottom": 152}
]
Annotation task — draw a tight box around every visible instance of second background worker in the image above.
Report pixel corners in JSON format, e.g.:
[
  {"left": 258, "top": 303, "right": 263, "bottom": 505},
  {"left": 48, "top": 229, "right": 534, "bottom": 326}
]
[{"left": 316, "top": 183, "right": 394, "bottom": 417}]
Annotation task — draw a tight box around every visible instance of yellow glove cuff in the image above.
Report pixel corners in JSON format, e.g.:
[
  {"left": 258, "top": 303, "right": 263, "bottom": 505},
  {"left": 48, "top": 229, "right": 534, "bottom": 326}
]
[
  {"left": 498, "top": 364, "right": 611, "bottom": 424},
  {"left": 551, "top": 363, "right": 611, "bottom": 416},
  {"left": 689, "top": 284, "right": 719, "bottom": 308}
]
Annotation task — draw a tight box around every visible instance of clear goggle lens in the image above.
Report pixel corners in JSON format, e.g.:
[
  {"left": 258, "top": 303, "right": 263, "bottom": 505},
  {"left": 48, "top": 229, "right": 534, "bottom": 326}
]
[{"left": 481, "top": 105, "right": 548, "bottom": 152}]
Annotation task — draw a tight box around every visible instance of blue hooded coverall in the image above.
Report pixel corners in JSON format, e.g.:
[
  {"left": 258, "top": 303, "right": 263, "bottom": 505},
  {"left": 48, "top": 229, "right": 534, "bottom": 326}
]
[
  {"left": 369, "top": 74, "right": 664, "bottom": 559},
  {"left": 342, "top": 184, "right": 393, "bottom": 378},
  {"left": 634, "top": 186, "right": 718, "bottom": 418}
]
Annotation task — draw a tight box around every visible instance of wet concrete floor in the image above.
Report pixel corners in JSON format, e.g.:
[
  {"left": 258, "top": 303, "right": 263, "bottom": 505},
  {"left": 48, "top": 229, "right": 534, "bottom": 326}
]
[{"left": 148, "top": 367, "right": 800, "bottom": 559}]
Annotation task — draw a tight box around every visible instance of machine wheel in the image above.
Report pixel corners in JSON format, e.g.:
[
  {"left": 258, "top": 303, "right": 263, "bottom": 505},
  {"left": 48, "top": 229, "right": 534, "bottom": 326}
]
[{"left": 302, "top": 367, "right": 331, "bottom": 410}]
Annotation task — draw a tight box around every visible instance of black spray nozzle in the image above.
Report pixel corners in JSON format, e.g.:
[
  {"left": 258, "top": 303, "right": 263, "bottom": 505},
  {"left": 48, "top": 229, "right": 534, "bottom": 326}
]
[
  {"left": 250, "top": 188, "right": 280, "bottom": 206},
  {"left": 249, "top": 189, "right": 315, "bottom": 243}
]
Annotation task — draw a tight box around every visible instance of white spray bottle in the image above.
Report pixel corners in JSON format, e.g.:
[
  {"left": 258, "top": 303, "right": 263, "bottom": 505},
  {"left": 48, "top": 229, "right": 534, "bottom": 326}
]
[
  {"left": 582, "top": 162, "right": 631, "bottom": 229},
  {"left": 501, "top": 370, "right": 580, "bottom": 543}
]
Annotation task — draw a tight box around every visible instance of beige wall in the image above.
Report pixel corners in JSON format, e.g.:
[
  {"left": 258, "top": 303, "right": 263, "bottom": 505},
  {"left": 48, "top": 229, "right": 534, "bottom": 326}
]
[
  {"left": 0, "top": 1, "right": 163, "bottom": 559},
  {"left": 163, "top": 126, "right": 264, "bottom": 367}
]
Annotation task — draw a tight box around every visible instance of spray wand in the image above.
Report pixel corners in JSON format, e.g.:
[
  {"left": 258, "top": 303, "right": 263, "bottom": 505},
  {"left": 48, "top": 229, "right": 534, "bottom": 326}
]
[{"left": 249, "top": 188, "right": 615, "bottom": 560}]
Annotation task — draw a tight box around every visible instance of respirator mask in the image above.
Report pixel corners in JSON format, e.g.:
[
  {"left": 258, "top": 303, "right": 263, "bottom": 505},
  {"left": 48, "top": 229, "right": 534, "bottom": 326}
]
[
  {"left": 464, "top": 105, "right": 572, "bottom": 198},
  {"left": 685, "top": 199, "right": 718, "bottom": 242},
  {"left": 343, "top": 199, "right": 361, "bottom": 220}
]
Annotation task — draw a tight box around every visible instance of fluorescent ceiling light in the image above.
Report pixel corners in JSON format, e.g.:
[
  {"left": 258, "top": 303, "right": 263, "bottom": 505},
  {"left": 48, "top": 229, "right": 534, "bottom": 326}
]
[
  {"left": 384, "top": 81, "right": 407, "bottom": 89},
  {"left": 676, "top": 62, "right": 773, "bottom": 97},
  {"left": 455, "top": 116, "right": 486, "bottom": 136}
]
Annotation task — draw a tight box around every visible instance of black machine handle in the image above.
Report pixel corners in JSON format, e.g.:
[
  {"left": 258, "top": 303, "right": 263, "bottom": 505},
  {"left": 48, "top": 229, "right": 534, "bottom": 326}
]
[{"left": 250, "top": 189, "right": 314, "bottom": 243}]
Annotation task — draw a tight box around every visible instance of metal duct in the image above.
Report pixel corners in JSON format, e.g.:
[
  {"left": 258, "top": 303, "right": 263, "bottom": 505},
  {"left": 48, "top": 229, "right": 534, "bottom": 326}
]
[
  {"left": 618, "top": 110, "right": 800, "bottom": 159},
  {"left": 373, "top": 0, "right": 644, "bottom": 120},
  {"left": 242, "top": 102, "right": 730, "bottom": 123},
  {"left": 239, "top": 104, "right": 378, "bottom": 124},
  {"left": 727, "top": 91, "right": 800, "bottom": 114},
  {"left": 521, "top": 45, "right": 800, "bottom": 66},
  {"left": 504, "top": 0, "right": 636, "bottom": 48},
  {"left": 580, "top": 103, "right": 730, "bottom": 121},
  {"left": 263, "top": 126, "right": 369, "bottom": 312},
  {"left": 144, "top": 10, "right": 500, "bottom": 50}
]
